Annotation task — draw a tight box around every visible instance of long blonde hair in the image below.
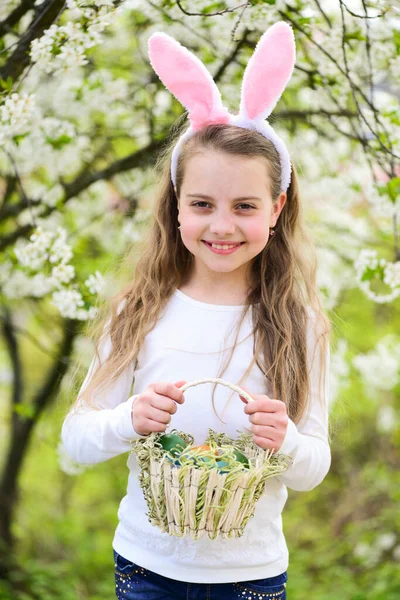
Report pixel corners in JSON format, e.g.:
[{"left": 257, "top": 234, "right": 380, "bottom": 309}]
[{"left": 72, "top": 123, "right": 330, "bottom": 427}]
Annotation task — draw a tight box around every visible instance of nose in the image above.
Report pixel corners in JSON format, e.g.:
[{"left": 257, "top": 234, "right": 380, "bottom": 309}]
[{"left": 209, "top": 211, "right": 236, "bottom": 236}]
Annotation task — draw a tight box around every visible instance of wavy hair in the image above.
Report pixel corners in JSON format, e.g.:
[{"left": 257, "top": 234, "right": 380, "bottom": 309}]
[{"left": 71, "top": 123, "right": 330, "bottom": 428}]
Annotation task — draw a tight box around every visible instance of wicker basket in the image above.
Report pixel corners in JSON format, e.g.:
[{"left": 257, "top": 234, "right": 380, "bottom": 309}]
[{"left": 131, "top": 378, "right": 293, "bottom": 540}]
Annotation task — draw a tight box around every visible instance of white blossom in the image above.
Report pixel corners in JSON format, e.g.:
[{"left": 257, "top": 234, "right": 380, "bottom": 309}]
[
  {"left": 14, "top": 227, "right": 53, "bottom": 270},
  {"left": 49, "top": 228, "right": 73, "bottom": 264},
  {"left": 85, "top": 271, "right": 106, "bottom": 295},
  {"left": 353, "top": 335, "right": 400, "bottom": 392},
  {"left": 30, "top": 273, "right": 58, "bottom": 297},
  {"left": 383, "top": 262, "right": 400, "bottom": 289},
  {"left": 0, "top": 93, "right": 38, "bottom": 145},
  {"left": 122, "top": 221, "right": 142, "bottom": 244},
  {"left": 51, "top": 264, "right": 76, "bottom": 286},
  {"left": 133, "top": 208, "right": 152, "bottom": 225},
  {"left": 377, "top": 405, "right": 398, "bottom": 434},
  {"left": 354, "top": 542, "right": 371, "bottom": 559},
  {"left": 358, "top": 281, "right": 400, "bottom": 304},
  {"left": 30, "top": 1, "right": 117, "bottom": 74},
  {"left": 51, "top": 288, "right": 85, "bottom": 319},
  {"left": 375, "top": 532, "right": 397, "bottom": 551},
  {"left": 2, "top": 271, "right": 33, "bottom": 299},
  {"left": 353, "top": 530, "right": 396, "bottom": 567},
  {"left": 354, "top": 249, "right": 379, "bottom": 275},
  {"left": 354, "top": 249, "right": 400, "bottom": 303},
  {"left": 42, "top": 183, "right": 65, "bottom": 208},
  {"left": 75, "top": 306, "right": 99, "bottom": 320},
  {"left": 41, "top": 118, "right": 76, "bottom": 144},
  {"left": 0, "top": 260, "right": 13, "bottom": 285}
]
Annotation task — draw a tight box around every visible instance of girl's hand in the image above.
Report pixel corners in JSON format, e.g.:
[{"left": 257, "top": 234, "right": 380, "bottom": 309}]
[
  {"left": 239, "top": 388, "right": 288, "bottom": 452},
  {"left": 131, "top": 380, "right": 186, "bottom": 436}
]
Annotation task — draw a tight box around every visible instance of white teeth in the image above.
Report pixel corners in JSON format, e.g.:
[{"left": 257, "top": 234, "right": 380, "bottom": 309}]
[{"left": 210, "top": 243, "right": 239, "bottom": 250}]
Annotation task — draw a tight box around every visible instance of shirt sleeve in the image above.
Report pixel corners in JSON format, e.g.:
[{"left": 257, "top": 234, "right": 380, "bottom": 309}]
[
  {"left": 275, "top": 311, "right": 331, "bottom": 492},
  {"left": 61, "top": 318, "right": 142, "bottom": 465}
]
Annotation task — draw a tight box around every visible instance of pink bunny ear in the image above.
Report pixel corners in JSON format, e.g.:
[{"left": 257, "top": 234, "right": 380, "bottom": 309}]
[
  {"left": 148, "top": 32, "right": 230, "bottom": 131},
  {"left": 240, "top": 22, "right": 295, "bottom": 121}
]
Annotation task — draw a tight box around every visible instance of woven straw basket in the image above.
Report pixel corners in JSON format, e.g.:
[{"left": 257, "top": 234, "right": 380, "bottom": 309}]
[{"left": 132, "top": 378, "right": 293, "bottom": 540}]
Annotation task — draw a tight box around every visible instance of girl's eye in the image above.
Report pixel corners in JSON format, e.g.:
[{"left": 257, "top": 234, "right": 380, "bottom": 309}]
[
  {"left": 192, "top": 201, "right": 211, "bottom": 208},
  {"left": 192, "top": 202, "right": 255, "bottom": 210},
  {"left": 236, "top": 203, "right": 255, "bottom": 210}
]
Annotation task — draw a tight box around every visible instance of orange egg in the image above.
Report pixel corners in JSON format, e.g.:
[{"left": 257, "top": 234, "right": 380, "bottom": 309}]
[{"left": 191, "top": 445, "right": 218, "bottom": 455}]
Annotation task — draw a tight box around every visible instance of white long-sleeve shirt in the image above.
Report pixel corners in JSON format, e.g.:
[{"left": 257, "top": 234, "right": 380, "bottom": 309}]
[{"left": 61, "top": 288, "right": 331, "bottom": 584}]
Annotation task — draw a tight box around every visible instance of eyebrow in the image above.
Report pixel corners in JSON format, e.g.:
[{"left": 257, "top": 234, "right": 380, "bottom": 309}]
[{"left": 186, "top": 194, "right": 262, "bottom": 202}]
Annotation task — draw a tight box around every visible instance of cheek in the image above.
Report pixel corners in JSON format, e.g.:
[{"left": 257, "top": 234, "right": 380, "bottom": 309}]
[
  {"left": 244, "top": 220, "right": 269, "bottom": 244},
  {"left": 180, "top": 216, "right": 204, "bottom": 240}
]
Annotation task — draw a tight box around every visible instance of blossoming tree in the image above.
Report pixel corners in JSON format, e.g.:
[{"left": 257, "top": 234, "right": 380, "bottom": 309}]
[{"left": 0, "top": 0, "right": 399, "bottom": 585}]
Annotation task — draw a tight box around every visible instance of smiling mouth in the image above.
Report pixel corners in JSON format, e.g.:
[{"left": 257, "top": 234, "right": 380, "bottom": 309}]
[
  {"left": 202, "top": 241, "right": 245, "bottom": 254},
  {"left": 202, "top": 241, "right": 245, "bottom": 250}
]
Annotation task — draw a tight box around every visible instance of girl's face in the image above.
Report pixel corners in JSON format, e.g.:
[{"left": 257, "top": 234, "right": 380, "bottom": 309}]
[{"left": 177, "top": 150, "right": 286, "bottom": 284}]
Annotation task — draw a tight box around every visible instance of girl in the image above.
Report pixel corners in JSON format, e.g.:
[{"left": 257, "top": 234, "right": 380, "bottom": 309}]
[{"left": 62, "top": 23, "right": 331, "bottom": 600}]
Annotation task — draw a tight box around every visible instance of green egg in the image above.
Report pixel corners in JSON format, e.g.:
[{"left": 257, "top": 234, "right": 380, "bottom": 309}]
[
  {"left": 233, "top": 449, "right": 249, "bottom": 468},
  {"left": 159, "top": 433, "right": 187, "bottom": 457}
]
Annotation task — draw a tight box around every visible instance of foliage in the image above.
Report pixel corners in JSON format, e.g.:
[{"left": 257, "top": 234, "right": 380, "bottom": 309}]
[{"left": 0, "top": 0, "right": 399, "bottom": 598}]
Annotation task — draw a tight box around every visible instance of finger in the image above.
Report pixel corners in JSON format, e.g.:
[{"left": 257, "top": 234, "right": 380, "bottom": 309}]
[
  {"left": 244, "top": 398, "right": 278, "bottom": 414},
  {"left": 150, "top": 395, "right": 178, "bottom": 415},
  {"left": 253, "top": 434, "right": 277, "bottom": 452},
  {"left": 238, "top": 385, "right": 253, "bottom": 404},
  {"left": 248, "top": 413, "right": 277, "bottom": 427},
  {"left": 145, "top": 419, "right": 169, "bottom": 433},
  {"left": 133, "top": 417, "right": 167, "bottom": 435},
  {"left": 251, "top": 424, "right": 278, "bottom": 438},
  {"left": 151, "top": 381, "right": 185, "bottom": 404},
  {"left": 173, "top": 380, "right": 187, "bottom": 388},
  {"left": 145, "top": 405, "right": 173, "bottom": 425}
]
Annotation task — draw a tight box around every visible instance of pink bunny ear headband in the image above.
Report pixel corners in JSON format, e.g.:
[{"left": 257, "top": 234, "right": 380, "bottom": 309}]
[{"left": 148, "top": 22, "right": 296, "bottom": 193}]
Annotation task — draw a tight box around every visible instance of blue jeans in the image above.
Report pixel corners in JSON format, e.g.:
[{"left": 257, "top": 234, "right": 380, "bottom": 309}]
[{"left": 114, "top": 550, "right": 288, "bottom": 599}]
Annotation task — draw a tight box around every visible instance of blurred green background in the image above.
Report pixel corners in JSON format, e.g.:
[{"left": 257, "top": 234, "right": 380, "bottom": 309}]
[{"left": 1, "top": 1, "right": 400, "bottom": 598}]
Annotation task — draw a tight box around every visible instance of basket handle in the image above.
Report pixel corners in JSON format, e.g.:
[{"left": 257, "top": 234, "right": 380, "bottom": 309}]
[{"left": 180, "top": 378, "right": 254, "bottom": 404}]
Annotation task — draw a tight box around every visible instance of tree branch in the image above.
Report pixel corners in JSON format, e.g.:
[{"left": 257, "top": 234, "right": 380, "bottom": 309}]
[
  {"left": 313, "top": 0, "right": 332, "bottom": 28},
  {"left": 0, "top": 0, "right": 67, "bottom": 84},
  {"left": 0, "top": 135, "right": 166, "bottom": 251},
  {"left": 281, "top": 8, "right": 400, "bottom": 161},
  {"left": 340, "top": 0, "right": 385, "bottom": 19},
  {"left": 2, "top": 148, "right": 38, "bottom": 226},
  {"left": 213, "top": 27, "right": 249, "bottom": 82},
  {"left": 0, "top": 0, "right": 36, "bottom": 38},
  {"left": 175, "top": 0, "right": 248, "bottom": 17},
  {"left": 0, "top": 314, "right": 61, "bottom": 360},
  {"left": 1, "top": 303, "right": 24, "bottom": 408},
  {"left": 32, "top": 317, "right": 80, "bottom": 417}
]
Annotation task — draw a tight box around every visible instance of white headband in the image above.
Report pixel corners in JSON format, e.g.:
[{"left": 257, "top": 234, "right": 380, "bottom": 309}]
[{"left": 148, "top": 22, "right": 296, "bottom": 193}]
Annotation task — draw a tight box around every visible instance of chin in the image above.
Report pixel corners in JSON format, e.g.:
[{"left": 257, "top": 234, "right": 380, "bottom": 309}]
[{"left": 203, "top": 261, "right": 246, "bottom": 273}]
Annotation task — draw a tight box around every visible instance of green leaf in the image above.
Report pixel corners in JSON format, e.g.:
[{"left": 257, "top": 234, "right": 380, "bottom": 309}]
[
  {"left": 12, "top": 134, "right": 28, "bottom": 145},
  {"left": 361, "top": 267, "right": 376, "bottom": 282},
  {"left": 250, "top": 0, "right": 275, "bottom": 5},
  {"left": 344, "top": 30, "right": 366, "bottom": 42},
  {"left": 393, "top": 29, "right": 400, "bottom": 53},
  {"left": 0, "top": 76, "right": 13, "bottom": 91},
  {"left": 46, "top": 135, "right": 73, "bottom": 150},
  {"left": 14, "top": 403, "right": 36, "bottom": 420},
  {"left": 387, "top": 177, "right": 400, "bottom": 202}
]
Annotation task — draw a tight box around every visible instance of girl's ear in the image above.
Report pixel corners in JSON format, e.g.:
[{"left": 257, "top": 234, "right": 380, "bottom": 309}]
[
  {"left": 239, "top": 21, "right": 296, "bottom": 122},
  {"left": 271, "top": 192, "right": 287, "bottom": 227},
  {"left": 148, "top": 32, "right": 231, "bottom": 131}
]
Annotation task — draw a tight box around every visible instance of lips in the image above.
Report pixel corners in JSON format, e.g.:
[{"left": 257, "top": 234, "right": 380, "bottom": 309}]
[
  {"left": 203, "top": 241, "right": 244, "bottom": 248},
  {"left": 202, "top": 240, "right": 245, "bottom": 255}
]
